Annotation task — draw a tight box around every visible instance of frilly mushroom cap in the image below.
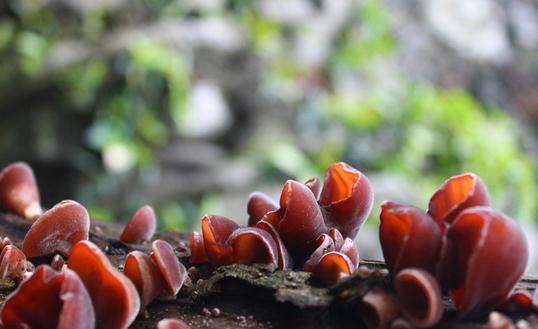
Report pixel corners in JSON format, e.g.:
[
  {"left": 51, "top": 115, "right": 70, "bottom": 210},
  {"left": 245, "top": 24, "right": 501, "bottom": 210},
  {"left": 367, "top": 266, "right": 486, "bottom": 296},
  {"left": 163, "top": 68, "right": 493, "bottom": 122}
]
[
  {"left": 359, "top": 289, "right": 401, "bottom": 329},
  {"left": 23, "top": 200, "right": 90, "bottom": 258},
  {"left": 255, "top": 220, "right": 292, "bottom": 270},
  {"left": 276, "top": 180, "right": 327, "bottom": 264},
  {"left": 379, "top": 201, "right": 442, "bottom": 276},
  {"left": 303, "top": 233, "right": 334, "bottom": 272},
  {"left": 1, "top": 265, "right": 95, "bottom": 329},
  {"left": 201, "top": 215, "right": 239, "bottom": 266},
  {"left": 151, "top": 240, "right": 186, "bottom": 297},
  {"left": 226, "top": 227, "right": 279, "bottom": 267},
  {"left": 446, "top": 207, "right": 528, "bottom": 318},
  {"left": 502, "top": 290, "right": 534, "bottom": 312},
  {"left": 0, "top": 245, "right": 28, "bottom": 280},
  {"left": 68, "top": 240, "right": 140, "bottom": 329},
  {"left": 319, "top": 162, "right": 373, "bottom": 239},
  {"left": 428, "top": 173, "right": 490, "bottom": 227},
  {"left": 124, "top": 251, "right": 164, "bottom": 307},
  {"left": 394, "top": 268, "right": 443, "bottom": 328},
  {"left": 487, "top": 312, "right": 514, "bottom": 329},
  {"left": 156, "top": 318, "right": 191, "bottom": 329},
  {"left": 0, "top": 162, "right": 42, "bottom": 220},
  {"left": 247, "top": 192, "right": 278, "bottom": 227},
  {"left": 339, "top": 237, "right": 359, "bottom": 268},
  {"left": 189, "top": 232, "right": 208, "bottom": 264},
  {"left": 311, "top": 251, "right": 354, "bottom": 285},
  {"left": 304, "top": 177, "right": 321, "bottom": 200},
  {"left": 329, "top": 228, "right": 344, "bottom": 250},
  {"left": 120, "top": 205, "right": 157, "bottom": 244}
]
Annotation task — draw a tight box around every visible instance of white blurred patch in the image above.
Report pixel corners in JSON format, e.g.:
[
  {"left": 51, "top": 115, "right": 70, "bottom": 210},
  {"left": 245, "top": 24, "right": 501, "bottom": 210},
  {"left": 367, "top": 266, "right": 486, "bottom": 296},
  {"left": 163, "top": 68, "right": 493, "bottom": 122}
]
[
  {"left": 180, "top": 80, "right": 232, "bottom": 138},
  {"left": 424, "top": 0, "right": 511, "bottom": 64},
  {"left": 259, "top": 0, "right": 315, "bottom": 24},
  {"left": 103, "top": 143, "right": 135, "bottom": 173}
]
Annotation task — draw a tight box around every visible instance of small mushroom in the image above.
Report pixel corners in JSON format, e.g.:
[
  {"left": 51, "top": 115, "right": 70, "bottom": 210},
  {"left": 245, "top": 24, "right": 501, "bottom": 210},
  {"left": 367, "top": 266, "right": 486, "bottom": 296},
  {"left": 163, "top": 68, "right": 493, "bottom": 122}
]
[
  {"left": 23, "top": 200, "right": 90, "bottom": 258},
  {"left": 311, "top": 251, "right": 354, "bottom": 285},
  {"left": 304, "top": 177, "right": 321, "bottom": 199},
  {"left": 0, "top": 245, "right": 28, "bottom": 280},
  {"left": 151, "top": 240, "right": 186, "bottom": 296},
  {"left": 319, "top": 162, "right": 373, "bottom": 239},
  {"left": 303, "top": 233, "right": 335, "bottom": 272},
  {"left": 226, "top": 227, "right": 279, "bottom": 267},
  {"left": 255, "top": 220, "right": 292, "bottom": 269},
  {"left": 359, "top": 289, "right": 401, "bottom": 329},
  {"left": 68, "top": 240, "right": 140, "bottom": 329},
  {"left": 394, "top": 268, "right": 443, "bottom": 328},
  {"left": 0, "top": 162, "right": 42, "bottom": 220},
  {"left": 156, "top": 318, "right": 190, "bottom": 329},
  {"left": 428, "top": 173, "right": 490, "bottom": 227},
  {"left": 119, "top": 205, "right": 157, "bottom": 244},
  {"left": 445, "top": 207, "right": 528, "bottom": 318},
  {"left": 1, "top": 265, "right": 95, "bottom": 329},
  {"left": 379, "top": 201, "right": 441, "bottom": 277},
  {"left": 51, "top": 254, "right": 66, "bottom": 272},
  {"left": 124, "top": 251, "right": 164, "bottom": 307},
  {"left": 189, "top": 232, "right": 208, "bottom": 264},
  {"left": 487, "top": 312, "right": 514, "bottom": 329},
  {"left": 201, "top": 215, "right": 240, "bottom": 266},
  {"left": 501, "top": 290, "right": 534, "bottom": 312},
  {"left": 247, "top": 192, "right": 278, "bottom": 227}
]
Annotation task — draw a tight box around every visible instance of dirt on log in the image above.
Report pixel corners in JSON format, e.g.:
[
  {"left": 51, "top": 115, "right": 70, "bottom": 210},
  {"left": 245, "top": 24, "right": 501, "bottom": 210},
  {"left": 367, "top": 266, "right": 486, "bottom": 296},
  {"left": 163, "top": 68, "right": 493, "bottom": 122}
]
[{"left": 1, "top": 212, "right": 538, "bottom": 329}]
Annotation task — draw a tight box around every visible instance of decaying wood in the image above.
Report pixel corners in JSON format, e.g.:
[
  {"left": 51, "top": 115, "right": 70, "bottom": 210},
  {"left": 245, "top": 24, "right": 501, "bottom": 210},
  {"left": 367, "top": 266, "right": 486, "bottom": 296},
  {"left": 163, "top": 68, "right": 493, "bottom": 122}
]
[{"left": 1, "top": 212, "right": 538, "bottom": 329}]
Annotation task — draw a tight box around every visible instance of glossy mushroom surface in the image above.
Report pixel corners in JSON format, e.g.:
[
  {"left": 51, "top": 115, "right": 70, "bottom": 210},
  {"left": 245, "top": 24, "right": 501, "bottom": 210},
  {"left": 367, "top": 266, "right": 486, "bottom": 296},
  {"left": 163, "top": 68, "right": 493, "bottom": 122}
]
[
  {"left": 394, "top": 268, "right": 443, "bottom": 328},
  {"left": 120, "top": 205, "right": 157, "bottom": 244},
  {"left": 124, "top": 251, "right": 164, "bottom": 307},
  {"left": 68, "top": 241, "right": 140, "bottom": 329},
  {"left": 0, "top": 245, "right": 28, "bottom": 280},
  {"left": 446, "top": 207, "right": 528, "bottom": 318},
  {"left": 379, "top": 201, "right": 441, "bottom": 276},
  {"left": 319, "top": 162, "right": 373, "bottom": 239},
  {"left": 189, "top": 232, "right": 208, "bottom": 264},
  {"left": 23, "top": 200, "right": 90, "bottom": 258},
  {"left": 226, "top": 227, "right": 279, "bottom": 267},
  {"left": 151, "top": 240, "right": 186, "bottom": 296},
  {"left": 156, "top": 318, "right": 191, "bottom": 329},
  {"left": 201, "top": 215, "right": 239, "bottom": 266},
  {"left": 247, "top": 192, "right": 278, "bottom": 227},
  {"left": 0, "top": 162, "right": 42, "bottom": 220},
  {"left": 1, "top": 265, "right": 95, "bottom": 329},
  {"left": 359, "top": 289, "right": 401, "bottom": 329}
]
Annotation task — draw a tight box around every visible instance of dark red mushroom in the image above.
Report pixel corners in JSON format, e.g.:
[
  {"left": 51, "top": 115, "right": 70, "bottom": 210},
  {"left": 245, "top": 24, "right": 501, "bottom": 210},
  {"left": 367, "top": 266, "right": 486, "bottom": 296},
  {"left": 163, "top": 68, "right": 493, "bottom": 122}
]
[
  {"left": 359, "top": 289, "right": 401, "bottom": 329},
  {"left": 151, "top": 240, "right": 186, "bottom": 297},
  {"left": 445, "top": 207, "right": 528, "bottom": 318},
  {"left": 156, "top": 318, "right": 191, "bottom": 329},
  {"left": 428, "top": 173, "right": 490, "bottom": 227},
  {"left": 394, "top": 268, "right": 443, "bottom": 328},
  {"left": 379, "top": 201, "right": 441, "bottom": 276},
  {"left": 226, "top": 227, "right": 279, "bottom": 267},
  {"left": 201, "top": 215, "right": 239, "bottom": 266},
  {"left": 319, "top": 162, "right": 373, "bottom": 239},
  {"left": 501, "top": 290, "right": 534, "bottom": 312},
  {"left": 1, "top": 265, "right": 95, "bottom": 329},
  {"left": 303, "top": 233, "right": 334, "bottom": 272},
  {"left": 0, "top": 245, "right": 28, "bottom": 281},
  {"left": 247, "top": 192, "right": 278, "bottom": 227},
  {"left": 0, "top": 162, "right": 42, "bottom": 220},
  {"left": 311, "top": 251, "right": 354, "bottom": 285},
  {"left": 124, "top": 251, "right": 164, "bottom": 307},
  {"left": 255, "top": 220, "right": 292, "bottom": 269},
  {"left": 68, "top": 240, "right": 140, "bottom": 329},
  {"left": 304, "top": 177, "right": 321, "bottom": 199},
  {"left": 23, "top": 200, "right": 90, "bottom": 258},
  {"left": 189, "top": 232, "right": 208, "bottom": 264},
  {"left": 120, "top": 205, "right": 157, "bottom": 244}
]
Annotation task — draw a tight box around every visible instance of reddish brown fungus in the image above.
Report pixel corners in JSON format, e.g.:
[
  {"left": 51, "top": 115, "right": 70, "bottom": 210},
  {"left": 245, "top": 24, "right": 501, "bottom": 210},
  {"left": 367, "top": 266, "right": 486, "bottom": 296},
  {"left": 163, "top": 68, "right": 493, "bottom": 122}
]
[
  {"left": 189, "top": 232, "right": 208, "bottom": 264},
  {"left": 359, "top": 289, "right": 401, "bottom": 329},
  {"left": 428, "top": 173, "right": 490, "bottom": 227},
  {"left": 68, "top": 240, "right": 140, "bottom": 329},
  {"left": 255, "top": 220, "right": 291, "bottom": 269},
  {"left": 1, "top": 265, "right": 95, "bottom": 329},
  {"left": 0, "top": 245, "right": 28, "bottom": 280},
  {"left": 304, "top": 177, "right": 321, "bottom": 199},
  {"left": 151, "top": 240, "right": 186, "bottom": 297},
  {"left": 23, "top": 200, "right": 90, "bottom": 258},
  {"left": 51, "top": 254, "right": 66, "bottom": 272},
  {"left": 0, "top": 162, "right": 42, "bottom": 220},
  {"left": 394, "top": 268, "right": 443, "bottom": 328},
  {"left": 446, "top": 207, "right": 528, "bottom": 318},
  {"left": 311, "top": 251, "right": 354, "bottom": 285},
  {"left": 379, "top": 201, "right": 441, "bottom": 276},
  {"left": 247, "top": 192, "right": 278, "bottom": 227},
  {"left": 124, "top": 251, "right": 164, "bottom": 307},
  {"left": 226, "top": 227, "right": 279, "bottom": 267},
  {"left": 201, "top": 215, "right": 239, "bottom": 266},
  {"left": 319, "top": 162, "right": 373, "bottom": 239},
  {"left": 120, "top": 205, "right": 157, "bottom": 244},
  {"left": 156, "top": 318, "right": 191, "bottom": 329}
]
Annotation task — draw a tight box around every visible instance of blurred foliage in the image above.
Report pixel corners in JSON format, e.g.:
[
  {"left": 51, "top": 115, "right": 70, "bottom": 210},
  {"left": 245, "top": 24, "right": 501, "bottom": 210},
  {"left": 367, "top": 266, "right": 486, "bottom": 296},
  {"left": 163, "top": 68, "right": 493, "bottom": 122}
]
[{"left": 0, "top": 0, "right": 536, "bottom": 229}]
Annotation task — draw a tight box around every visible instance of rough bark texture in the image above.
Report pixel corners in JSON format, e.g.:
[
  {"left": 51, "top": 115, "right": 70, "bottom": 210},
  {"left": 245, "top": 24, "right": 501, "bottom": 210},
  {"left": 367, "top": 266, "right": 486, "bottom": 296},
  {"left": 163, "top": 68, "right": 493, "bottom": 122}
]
[{"left": 0, "top": 212, "right": 537, "bottom": 329}]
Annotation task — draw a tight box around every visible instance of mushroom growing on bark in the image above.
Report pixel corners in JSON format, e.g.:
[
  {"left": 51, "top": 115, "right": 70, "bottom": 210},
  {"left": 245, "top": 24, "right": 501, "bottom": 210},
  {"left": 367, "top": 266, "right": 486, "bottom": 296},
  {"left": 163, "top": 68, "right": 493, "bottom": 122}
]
[{"left": 120, "top": 205, "right": 156, "bottom": 244}]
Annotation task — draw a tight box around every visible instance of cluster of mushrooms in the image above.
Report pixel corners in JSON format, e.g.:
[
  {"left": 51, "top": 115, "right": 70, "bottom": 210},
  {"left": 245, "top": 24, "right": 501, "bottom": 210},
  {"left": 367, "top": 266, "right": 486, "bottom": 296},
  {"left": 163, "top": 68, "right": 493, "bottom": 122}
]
[
  {"left": 0, "top": 162, "right": 189, "bottom": 329},
  {"left": 0, "top": 161, "right": 533, "bottom": 329},
  {"left": 189, "top": 162, "right": 372, "bottom": 284}
]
